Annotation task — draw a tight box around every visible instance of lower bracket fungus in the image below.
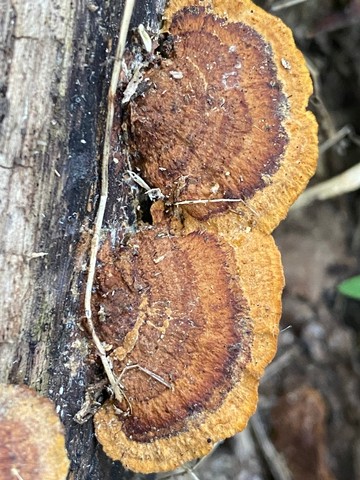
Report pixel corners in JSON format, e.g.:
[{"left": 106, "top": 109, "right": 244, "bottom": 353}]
[
  {"left": 0, "top": 384, "right": 69, "bottom": 480},
  {"left": 93, "top": 224, "right": 283, "bottom": 473}
]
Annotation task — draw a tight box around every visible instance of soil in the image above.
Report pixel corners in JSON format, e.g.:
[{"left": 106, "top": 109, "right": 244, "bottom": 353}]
[{"left": 153, "top": 1, "right": 360, "bottom": 479}]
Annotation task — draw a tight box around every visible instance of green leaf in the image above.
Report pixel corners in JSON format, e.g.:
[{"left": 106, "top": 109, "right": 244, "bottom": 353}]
[{"left": 338, "top": 275, "right": 360, "bottom": 300}]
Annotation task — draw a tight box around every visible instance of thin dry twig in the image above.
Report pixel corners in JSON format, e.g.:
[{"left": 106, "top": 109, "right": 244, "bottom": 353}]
[
  {"left": 232, "top": 427, "right": 264, "bottom": 477},
  {"left": 11, "top": 468, "right": 24, "bottom": 480},
  {"left": 174, "top": 197, "right": 260, "bottom": 217},
  {"left": 156, "top": 443, "right": 220, "bottom": 480},
  {"left": 250, "top": 413, "right": 292, "bottom": 480},
  {"left": 270, "top": 0, "right": 308, "bottom": 12},
  {"left": 292, "top": 162, "right": 360, "bottom": 209},
  {"left": 174, "top": 198, "right": 247, "bottom": 206},
  {"left": 156, "top": 471, "right": 197, "bottom": 480},
  {"left": 156, "top": 465, "right": 202, "bottom": 480},
  {"left": 83, "top": 0, "right": 136, "bottom": 404},
  {"left": 261, "top": 345, "right": 301, "bottom": 383},
  {"left": 184, "top": 470, "right": 201, "bottom": 480},
  {"left": 319, "top": 125, "right": 353, "bottom": 155},
  {"left": 127, "top": 170, "right": 164, "bottom": 200},
  {"left": 119, "top": 363, "right": 173, "bottom": 390}
]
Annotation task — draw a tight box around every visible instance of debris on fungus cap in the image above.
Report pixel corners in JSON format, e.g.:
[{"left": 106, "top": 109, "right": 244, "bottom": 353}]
[
  {"left": 129, "top": 0, "right": 317, "bottom": 233},
  {"left": 0, "top": 384, "right": 69, "bottom": 480},
  {"left": 93, "top": 225, "right": 283, "bottom": 473}
]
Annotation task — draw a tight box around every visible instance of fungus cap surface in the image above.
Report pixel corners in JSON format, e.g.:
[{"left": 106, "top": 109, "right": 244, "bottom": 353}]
[
  {"left": 130, "top": 0, "right": 317, "bottom": 233},
  {"left": 0, "top": 384, "right": 69, "bottom": 480},
  {"left": 93, "top": 227, "right": 283, "bottom": 472}
]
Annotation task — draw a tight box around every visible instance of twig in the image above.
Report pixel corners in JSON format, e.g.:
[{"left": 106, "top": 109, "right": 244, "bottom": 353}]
[
  {"left": 156, "top": 466, "right": 201, "bottom": 480},
  {"left": 250, "top": 413, "right": 292, "bottom": 480},
  {"left": 261, "top": 345, "right": 301, "bottom": 383},
  {"left": 174, "top": 198, "right": 247, "bottom": 206},
  {"left": 119, "top": 363, "right": 173, "bottom": 390},
  {"left": 292, "top": 162, "right": 360, "bottom": 209},
  {"left": 156, "top": 443, "right": 220, "bottom": 479},
  {"left": 11, "top": 468, "right": 24, "bottom": 480},
  {"left": 280, "top": 325, "right": 292, "bottom": 333},
  {"left": 319, "top": 125, "right": 353, "bottom": 155},
  {"left": 127, "top": 169, "right": 152, "bottom": 190},
  {"left": 183, "top": 470, "right": 201, "bottom": 480},
  {"left": 232, "top": 427, "right": 264, "bottom": 477},
  {"left": 83, "top": 0, "right": 136, "bottom": 404},
  {"left": 174, "top": 197, "right": 259, "bottom": 216},
  {"left": 271, "top": 0, "right": 307, "bottom": 11},
  {"left": 156, "top": 472, "right": 190, "bottom": 480},
  {"left": 127, "top": 170, "right": 164, "bottom": 200}
]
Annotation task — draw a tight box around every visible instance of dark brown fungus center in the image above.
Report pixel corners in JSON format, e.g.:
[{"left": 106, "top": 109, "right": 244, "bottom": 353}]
[
  {"left": 92, "top": 227, "right": 253, "bottom": 442},
  {"left": 129, "top": 7, "right": 288, "bottom": 220}
]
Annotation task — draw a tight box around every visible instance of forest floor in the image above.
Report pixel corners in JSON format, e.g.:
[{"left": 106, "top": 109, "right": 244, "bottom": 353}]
[{"left": 153, "top": 1, "right": 360, "bottom": 479}]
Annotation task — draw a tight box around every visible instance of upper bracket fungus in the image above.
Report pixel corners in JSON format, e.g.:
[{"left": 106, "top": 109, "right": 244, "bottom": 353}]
[
  {"left": 91, "top": 0, "right": 317, "bottom": 474},
  {"left": 0, "top": 384, "right": 69, "bottom": 480},
  {"left": 129, "top": 0, "right": 317, "bottom": 233}
]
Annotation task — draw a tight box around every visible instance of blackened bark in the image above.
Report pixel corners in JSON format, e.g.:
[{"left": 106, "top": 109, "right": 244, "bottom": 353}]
[{"left": 0, "top": 0, "right": 165, "bottom": 478}]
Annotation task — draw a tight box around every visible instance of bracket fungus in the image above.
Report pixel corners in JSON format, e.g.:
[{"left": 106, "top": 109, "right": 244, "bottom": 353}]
[
  {"left": 129, "top": 0, "right": 317, "bottom": 233},
  {"left": 93, "top": 224, "right": 283, "bottom": 472},
  {"left": 92, "top": 0, "right": 317, "bottom": 474},
  {"left": 0, "top": 384, "right": 69, "bottom": 480}
]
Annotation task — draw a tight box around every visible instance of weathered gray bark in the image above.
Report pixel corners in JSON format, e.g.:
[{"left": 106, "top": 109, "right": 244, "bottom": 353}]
[{"left": 0, "top": 0, "right": 164, "bottom": 478}]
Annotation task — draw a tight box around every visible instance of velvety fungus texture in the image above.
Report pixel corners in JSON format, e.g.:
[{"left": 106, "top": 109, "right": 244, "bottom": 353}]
[
  {"left": 0, "top": 384, "right": 69, "bottom": 480},
  {"left": 130, "top": 0, "right": 317, "bottom": 232},
  {"left": 94, "top": 227, "right": 283, "bottom": 472}
]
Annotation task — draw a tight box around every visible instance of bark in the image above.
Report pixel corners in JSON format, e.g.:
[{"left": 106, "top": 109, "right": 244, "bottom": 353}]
[{"left": 0, "top": 0, "right": 164, "bottom": 478}]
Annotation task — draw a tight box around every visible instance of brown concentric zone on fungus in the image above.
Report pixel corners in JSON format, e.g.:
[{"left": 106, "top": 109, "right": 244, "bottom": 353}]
[
  {"left": 129, "top": 0, "right": 317, "bottom": 233},
  {"left": 94, "top": 226, "right": 283, "bottom": 473},
  {"left": 94, "top": 228, "right": 252, "bottom": 438},
  {"left": 0, "top": 384, "right": 69, "bottom": 480}
]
